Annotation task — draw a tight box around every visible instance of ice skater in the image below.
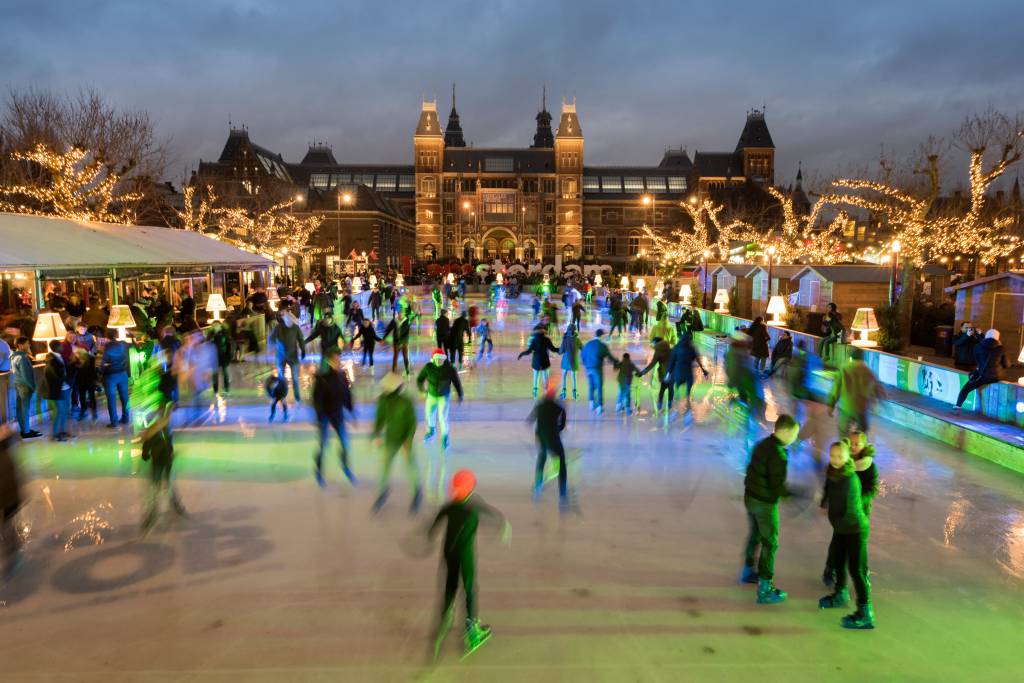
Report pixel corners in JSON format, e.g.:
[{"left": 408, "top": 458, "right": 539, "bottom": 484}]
[
  {"left": 417, "top": 348, "right": 464, "bottom": 451},
  {"left": 447, "top": 310, "right": 472, "bottom": 368},
  {"left": 312, "top": 348, "right": 356, "bottom": 487},
  {"left": 664, "top": 333, "right": 709, "bottom": 412},
  {"left": 429, "top": 469, "right": 511, "bottom": 661},
  {"left": 827, "top": 347, "right": 884, "bottom": 435},
  {"left": 558, "top": 326, "right": 580, "bottom": 400},
  {"left": 741, "top": 414, "right": 799, "bottom": 604},
  {"left": 817, "top": 440, "right": 876, "bottom": 629},
  {"left": 371, "top": 373, "right": 422, "bottom": 514},
  {"left": 382, "top": 310, "right": 412, "bottom": 374},
  {"left": 581, "top": 329, "right": 617, "bottom": 413},
  {"left": 518, "top": 326, "right": 559, "bottom": 398},
  {"left": 352, "top": 317, "right": 381, "bottom": 367},
  {"left": 822, "top": 430, "right": 878, "bottom": 589},
  {"left": 613, "top": 352, "right": 642, "bottom": 415},
  {"left": 264, "top": 370, "right": 289, "bottom": 422},
  {"left": 138, "top": 348, "right": 186, "bottom": 533},
  {"left": 475, "top": 318, "right": 494, "bottom": 360},
  {"left": 528, "top": 385, "right": 570, "bottom": 509},
  {"left": 638, "top": 336, "right": 673, "bottom": 417}
]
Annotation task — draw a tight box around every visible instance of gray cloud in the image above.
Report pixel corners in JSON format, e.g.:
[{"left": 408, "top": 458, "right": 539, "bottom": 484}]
[{"left": 2, "top": 0, "right": 1022, "bottom": 187}]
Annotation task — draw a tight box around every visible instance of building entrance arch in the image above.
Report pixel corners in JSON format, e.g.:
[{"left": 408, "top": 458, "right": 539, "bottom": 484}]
[{"left": 481, "top": 228, "right": 517, "bottom": 261}]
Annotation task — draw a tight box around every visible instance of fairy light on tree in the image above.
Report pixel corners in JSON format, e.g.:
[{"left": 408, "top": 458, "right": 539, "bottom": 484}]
[
  {"left": 216, "top": 199, "right": 294, "bottom": 252},
  {"left": 642, "top": 196, "right": 749, "bottom": 267},
  {"left": 174, "top": 184, "right": 219, "bottom": 232},
  {"left": 0, "top": 143, "right": 142, "bottom": 222}
]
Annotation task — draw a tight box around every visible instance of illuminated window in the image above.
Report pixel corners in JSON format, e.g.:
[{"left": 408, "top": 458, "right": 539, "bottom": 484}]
[
  {"left": 310, "top": 174, "right": 330, "bottom": 189},
  {"left": 562, "top": 177, "right": 577, "bottom": 197},
  {"left": 398, "top": 175, "right": 415, "bottom": 191},
  {"left": 601, "top": 177, "right": 622, "bottom": 193},
  {"left": 375, "top": 175, "right": 396, "bottom": 191},
  {"left": 668, "top": 176, "right": 687, "bottom": 191},
  {"left": 623, "top": 177, "right": 644, "bottom": 192},
  {"left": 645, "top": 177, "right": 667, "bottom": 193},
  {"left": 628, "top": 233, "right": 640, "bottom": 256},
  {"left": 583, "top": 176, "right": 600, "bottom": 192},
  {"left": 485, "top": 158, "right": 514, "bottom": 172},
  {"left": 583, "top": 232, "right": 595, "bottom": 257},
  {"left": 421, "top": 177, "right": 436, "bottom": 196},
  {"left": 353, "top": 174, "right": 374, "bottom": 186}
]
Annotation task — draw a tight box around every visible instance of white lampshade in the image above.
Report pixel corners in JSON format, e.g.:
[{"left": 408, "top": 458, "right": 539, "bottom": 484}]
[
  {"left": 205, "top": 293, "right": 227, "bottom": 312},
  {"left": 267, "top": 286, "right": 280, "bottom": 302},
  {"left": 635, "top": 277, "right": 645, "bottom": 292},
  {"left": 620, "top": 275, "right": 629, "bottom": 289},
  {"left": 352, "top": 276, "right": 362, "bottom": 291},
  {"left": 369, "top": 274, "right": 378, "bottom": 287},
  {"left": 714, "top": 289, "right": 730, "bottom": 304},
  {"left": 680, "top": 284, "right": 692, "bottom": 299},
  {"left": 851, "top": 307, "right": 879, "bottom": 347},
  {"left": 33, "top": 312, "right": 67, "bottom": 342},
  {"left": 395, "top": 273, "right": 405, "bottom": 287},
  {"left": 107, "top": 305, "right": 136, "bottom": 329},
  {"left": 447, "top": 272, "right": 455, "bottom": 284},
  {"left": 594, "top": 273, "right": 602, "bottom": 286},
  {"left": 304, "top": 282, "right": 315, "bottom": 294},
  {"left": 1018, "top": 344, "right": 1024, "bottom": 364},
  {"left": 766, "top": 295, "right": 787, "bottom": 316},
  {"left": 496, "top": 273, "right": 504, "bottom": 285}
]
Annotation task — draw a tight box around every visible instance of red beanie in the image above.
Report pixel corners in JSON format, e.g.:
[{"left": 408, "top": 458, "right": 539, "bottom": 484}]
[{"left": 450, "top": 469, "right": 476, "bottom": 501}]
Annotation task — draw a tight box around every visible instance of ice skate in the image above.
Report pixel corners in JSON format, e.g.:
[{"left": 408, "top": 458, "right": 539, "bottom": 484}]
[
  {"left": 840, "top": 604, "right": 875, "bottom": 630},
  {"left": 822, "top": 566, "right": 836, "bottom": 589},
  {"left": 371, "top": 488, "right": 389, "bottom": 514},
  {"left": 441, "top": 435, "right": 450, "bottom": 451},
  {"left": 756, "top": 578, "right": 787, "bottom": 604},
  {"left": 461, "top": 618, "right": 491, "bottom": 660},
  {"left": 431, "top": 608, "right": 454, "bottom": 662},
  {"left": 423, "top": 427, "right": 436, "bottom": 443},
  {"left": 170, "top": 493, "right": 187, "bottom": 517},
  {"left": 738, "top": 566, "right": 759, "bottom": 584},
  {"left": 342, "top": 464, "right": 358, "bottom": 485},
  {"left": 818, "top": 589, "right": 849, "bottom": 609},
  {"left": 314, "top": 468, "right": 326, "bottom": 488},
  {"left": 409, "top": 488, "right": 423, "bottom": 514}
]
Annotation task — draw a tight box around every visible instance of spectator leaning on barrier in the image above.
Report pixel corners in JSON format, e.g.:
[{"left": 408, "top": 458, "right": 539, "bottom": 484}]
[{"left": 954, "top": 328, "right": 1009, "bottom": 411}]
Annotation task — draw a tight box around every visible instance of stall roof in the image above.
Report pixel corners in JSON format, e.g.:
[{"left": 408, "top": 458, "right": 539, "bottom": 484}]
[
  {"left": 0, "top": 213, "right": 274, "bottom": 271},
  {"left": 710, "top": 264, "right": 758, "bottom": 278},
  {"left": 791, "top": 265, "right": 890, "bottom": 283}
]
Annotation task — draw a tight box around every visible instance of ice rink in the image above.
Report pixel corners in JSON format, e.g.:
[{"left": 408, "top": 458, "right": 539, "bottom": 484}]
[{"left": 3, "top": 297, "right": 1023, "bottom": 682}]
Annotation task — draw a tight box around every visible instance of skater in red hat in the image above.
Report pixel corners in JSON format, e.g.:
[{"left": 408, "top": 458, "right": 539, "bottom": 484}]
[{"left": 416, "top": 348, "right": 463, "bottom": 451}]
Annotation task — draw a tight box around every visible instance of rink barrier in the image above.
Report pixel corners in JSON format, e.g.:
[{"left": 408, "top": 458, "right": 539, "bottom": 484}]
[{"left": 693, "top": 308, "right": 1024, "bottom": 473}]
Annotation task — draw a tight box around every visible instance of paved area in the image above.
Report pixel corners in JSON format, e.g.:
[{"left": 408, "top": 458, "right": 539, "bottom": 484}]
[{"left": 2, "top": 297, "right": 1023, "bottom": 682}]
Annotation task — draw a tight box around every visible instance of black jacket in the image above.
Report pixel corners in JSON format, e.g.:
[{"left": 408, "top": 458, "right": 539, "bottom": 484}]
[
  {"left": 417, "top": 360, "right": 464, "bottom": 399},
  {"left": 973, "top": 337, "right": 1009, "bottom": 381},
  {"left": 749, "top": 322, "right": 771, "bottom": 359},
  {"left": 312, "top": 368, "right": 353, "bottom": 419},
  {"left": 529, "top": 397, "right": 567, "bottom": 440},
  {"left": 771, "top": 336, "right": 793, "bottom": 363},
  {"left": 952, "top": 331, "right": 980, "bottom": 366},
  {"left": 820, "top": 460, "right": 868, "bottom": 534},
  {"left": 744, "top": 435, "right": 789, "bottom": 504},
  {"left": 383, "top": 317, "right": 411, "bottom": 345},
  {"left": 640, "top": 339, "right": 672, "bottom": 380},
  {"left": 353, "top": 323, "right": 380, "bottom": 350},
  {"left": 306, "top": 320, "right": 345, "bottom": 352},
  {"left": 435, "top": 315, "right": 451, "bottom": 344},
  {"left": 43, "top": 353, "right": 68, "bottom": 400},
  {"left": 665, "top": 340, "right": 705, "bottom": 385},
  {"left": 448, "top": 316, "right": 472, "bottom": 348},
  {"left": 519, "top": 332, "right": 559, "bottom": 370}
]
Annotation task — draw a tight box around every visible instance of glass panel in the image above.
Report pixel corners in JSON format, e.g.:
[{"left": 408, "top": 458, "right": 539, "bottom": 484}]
[
  {"left": 484, "top": 158, "right": 514, "bottom": 172},
  {"left": 398, "top": 175, "right": 415, "bottom": 191},
  {"left": 623, "top": 177, "right": 644, "bottom": 192},
  {"left": 310, "top": 173, "right": 329, "bottom": 189},
  {"left": 645, "top": 177, "right": 667, "bottom": 192},
  {"left": 583, "top": 176, "right": 600, "bottom": 192},
  {"left": 601, "top": 177, "right": 621, "bottom": 193},
  {"left": 375, "top": 175, "right": 396, "bottom": 191},
  {"left": 668, "top": 176, "right": 687, "bottom": 191}
]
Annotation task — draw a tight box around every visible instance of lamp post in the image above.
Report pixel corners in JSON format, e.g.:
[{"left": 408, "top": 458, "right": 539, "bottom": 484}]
[
  {"left": 764, "top": 244, "right": 777, "bottom": 315},
  {"left": 282, "top": 247, "right": 290, "bottom": 286},
  {"left": 889, "top": 239, "right": 901, "bottom": 305},
  {"left": 338, "top": 191, "right": 353, "bottom": 276}
]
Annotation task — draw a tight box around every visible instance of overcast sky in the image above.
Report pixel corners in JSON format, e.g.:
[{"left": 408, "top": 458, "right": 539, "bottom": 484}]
[{"left": 3, "top": 0, "right": 1022, "bottom": 188}]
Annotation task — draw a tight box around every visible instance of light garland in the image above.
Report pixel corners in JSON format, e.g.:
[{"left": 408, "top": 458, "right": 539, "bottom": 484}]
[
  {"left": 0, "top": 143, "right": 142, "bottom": 222},
  {"left": 175, "top": 184, "right": 219, "bottom": 232}
]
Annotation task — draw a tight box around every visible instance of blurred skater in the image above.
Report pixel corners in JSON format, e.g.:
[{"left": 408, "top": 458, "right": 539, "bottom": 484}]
[
  {"left": 312, "top": 348, "right": 356, "bottom": 487},
  {"left": 528, "top": 385, "right": 570, "bottom": 509},
  {"left": 417, "top": 348, "right": 464, "bottom": 451},
  {"left": 371, "top": 373, "right": 422, "bottom": 514},
  {"left": 559, "top": 326, "right": 580, "bottom": 400},
  {"left": 518, "top": 326, "right": 559, "bottom": 398},
  {"left": 0, "top": 424, "right": 24, "bottom": 578},
  {"left": 139, "top": 346, "right": 185, "bottom": 533},
  {"left": 827, "top": 347, "right": 884, "bottom": 435},
  {"left": 264, "top": 371, "right": 289, "bottom": 422}
]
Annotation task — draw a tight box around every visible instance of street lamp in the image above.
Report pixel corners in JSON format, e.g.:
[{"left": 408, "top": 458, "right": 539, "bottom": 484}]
[
  {"left": 336, "top": 191, "right": 353, "bottom": 276},
  {"left": 889, "top": 239, "right": 901, "bottom": 305},
  {"left": 765, "top": 244, "right": 777, "bottom": 315}
]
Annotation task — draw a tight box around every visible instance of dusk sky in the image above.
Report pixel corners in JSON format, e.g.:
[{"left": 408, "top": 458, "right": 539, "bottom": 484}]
[{"left": 3, "top": 0, "right": 1022, "bottom": 187}]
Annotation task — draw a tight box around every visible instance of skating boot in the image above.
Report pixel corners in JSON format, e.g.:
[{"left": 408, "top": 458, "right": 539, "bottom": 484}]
[
  {"left": 432, "top": 607, "right": 454, "bottom": 662},
  {"left": 840, "top": 604, "right": 875, "bottom": 630},
  {"left": 462, "top": 617, "right": 491, "bottom": 659},
  {"left": 314, "top": 467, "right": 326, "bottom": 488},
  {"left": 170, "top": 492, "right": 187, "bottom": 517},
  {"left": 818, "top": 589, "right": 849, "bottom": 609},
  {"left": 140, "top": 507, "right": 158, "bottom": 535},
  {"left": 282, "top": 407, "right": 289, "bottom": 422},
  {"left": 560, "top": 389, "right": 566, "bottom": 400},
  {"left": 423, "top": 427, "right": 436, "bottom": 443},
  {"left": 441, "top": 435, "right": 450, "bottom": 451},
  {"left": 822, "top": 565, "right": 836, "bottom": 589},
  {"left": 410, "top": 488, "right": 423, "bottom": 514},
  {"left": 342, "top": 464, "right": 358, "bottom": 486},
  {"left": 371, "top": 488, "right": 389, "bottom": 514},
  {"left": 572, "top": 389, "right": 577, "bottom": 400},
  {"left": 532, "top": 480, "right": 543, "bottom": 502},
  {"left": 756, "top": 578, "right": 787, "bottom": 605},
  {"left": 533, "top": 386, "right": 538, "bottom": 398},
  {"left": 268, "top": 407, "right": 275, "bottom": 423},
  {"left": 738, "top": 566, "right": 759, "bottom": 584}
]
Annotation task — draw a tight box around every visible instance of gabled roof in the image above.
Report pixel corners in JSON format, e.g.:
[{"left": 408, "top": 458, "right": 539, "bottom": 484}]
[
  {"left": 711, "top": 264, "right": 758, "bottom": 278},
  {"left": 735, "top": 109, "right": 774, "bottom": 150},
  {"left": 300, "top": 144, "right": 337, "bottom": 166},
  {"left": 415, "top": 101, "right": 443, "bottom": 137},
  {"left": 0, "top": 213, "right": 272, "bottom": 270},
  {"left": 216, "top": 128, "right": 292, "bottom": 182},
  {"left": 659, "top": 149, "right": 693, "bottom": 170},
  {"left": 749, "top": 265, "right": 804, "bottom": 279},
  {"left": 944, "top": 271, "right": 1024, "bottom": 293},
  {"left": 556, "top": 102, "right": 582, "bottom": 139},
  {"left": 792, "top": 265, "right": 890, "bottom": 283},
  {"left": 694, "top": 151, "right": 740, "bottom": 178}
]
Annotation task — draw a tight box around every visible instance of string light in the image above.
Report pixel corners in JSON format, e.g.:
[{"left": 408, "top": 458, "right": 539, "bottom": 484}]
[{"left": 175, "top": 184, "right": 219, "bottom": 232}]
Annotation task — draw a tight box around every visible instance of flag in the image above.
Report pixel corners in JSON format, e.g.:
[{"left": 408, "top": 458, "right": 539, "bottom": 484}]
[
  {"left": 349, "top": 249, "right": 358, "bottom": 259},
  {"left": 369, "top": 249, "right": 378, "bottom": 261}
]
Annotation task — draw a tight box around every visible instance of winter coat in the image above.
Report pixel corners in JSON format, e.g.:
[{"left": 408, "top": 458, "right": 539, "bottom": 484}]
[
  {"left": 263, "top": 374, "right": 288, "bottom": 400},
  {"left": 353, "top": 323, "right": 380, "bottom": 351},
  {"left": 952, "top": 331, "right": 980, "bottom": 366},
  {"left": 383, "top": 317, "right": 411, "bottom": 345},
  {"left": 560, "top": 333, "right": 580, "bottom": 371},
  {"left": 99, "top": 339, "right": 130, "bottom": 377},
  {"left": 613, "top": 358, "right": 642, "bottom": 385},
  {"left": 10, "top": 350, "right": 36, "bottom": 392},
  {"left": 640, "top": 339, "right": 673, "bottom": 380},
  {"left": 206, "top": 325, "right": 233, "bottom": 366},
  {"left": 744, "top": 434, "right": 789, "bottom": 504},
  {"left": 749, "top": 321, "right": 771, "bottom": 359},
  {"left": 416, "top": 361, "right": 464, "bottom": 399},
  {"left": 311, "top": 368, "right": 353, "bottom": 419},
  {"left": 771, "top": 336, "right": 793, "bottom": 364},
  {"left": 448, "top": 317, "right": 471, "bottom": 349},
  {"left": 828, "top": 360, "right": 884, "bottom": 417},
  {"left": 373, "top": 389, "right": 417, "bottom": 448},
  {"left": 581, "top": 338, "right": 616, "bottom": 371},
  {"left": 519, "top": 332, "right": 559, "bottom": 371},
  {"left": 270, "top": 316, "right": 306, "bottom": 363},
  {"left": 306, "top": 319, "right": 345, "bottom": 353},
  {"left": 820, "top": 460, "right": 868, "bottom": 534},
  {"left": 665, "top": 340, "right": 704, "bottom": 386},
  {"left": 74, "top": 351, "right": 97, "bottom": 389},
  {"left": 973, "top": 337, "right": 1009, "bottom": 381},
  {"left": 42, "top": 352, "right": 68, "bottom": 400},
  {"left": 529, "top": 397, "right": 567, "bottom": 440},
  {"left": 435, "top": 315, "right": 451, "bottom": 344}
]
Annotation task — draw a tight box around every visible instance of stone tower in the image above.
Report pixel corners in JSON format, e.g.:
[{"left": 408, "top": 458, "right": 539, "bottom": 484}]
[
  {"left": 554, "top": 99, "right": 584, "bottom": 261},
  {"left": 414, "top": 99, "right": 444, "bottom": 260}
]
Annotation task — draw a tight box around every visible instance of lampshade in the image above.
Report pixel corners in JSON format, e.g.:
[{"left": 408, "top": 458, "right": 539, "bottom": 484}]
[
  {"left": 395, "top": 273, "right": 404, "bottom": 287},
  {"left": 679, "top": 284, "right": 692, "bottom": 299},
  {"left": 851, "top": 307, "right": 879, "bottom": 332},
  {"left": 714, "top": 289, "right": 730, "bottom": 304},
  {"left": 205, "top": 293, "right": 227, "bottom": 313},
  {"left": 106, "top": 305, "right": 136, "bottom": 329},
  {"left": 369, "top": 274, "right": 378, "bottom": 287},
  {"left": 266, "top": 287, "right": 280, "bottom": 302},
  {"left": 496, "top": 273, "right": 504, "bottom": 285},
  {"left": 594, "top": 273, "right": 602, "bottom": 286},
  {"left": 1018, "top": 344, "right": 1024, "bottom": 364},
  {"left": 304, "top": 282, "right": 315, "bottom": 294},
  {"left": 620, "top": 275, "right": 629, "bottom": 289},
  {"left": 33, "top": 312, "right": 67, "bottom": 341},
  {"left": 766, "top": 295, "right": 787, "bottom": 316}
]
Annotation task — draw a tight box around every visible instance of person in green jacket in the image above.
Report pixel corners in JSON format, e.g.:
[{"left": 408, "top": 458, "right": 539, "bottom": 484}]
[{"left": 371, "top": 373, "right": 422, "bottom": 514}]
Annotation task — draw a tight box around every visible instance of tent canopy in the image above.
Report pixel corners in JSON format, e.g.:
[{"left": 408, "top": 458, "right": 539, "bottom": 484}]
[{"left": 0, "top": 212, "right": 274, "bottom": 271}]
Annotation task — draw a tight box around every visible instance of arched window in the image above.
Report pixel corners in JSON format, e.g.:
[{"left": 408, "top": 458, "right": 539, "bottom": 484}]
[
  {"left": 562, "top": 244, "right": 576, "bottom": 261},
  {"left": 462, "top": 240, "right": 475, "bottom": 262},
  {"left": 582, "top": 231, "right": 596, "bottom": 258}
]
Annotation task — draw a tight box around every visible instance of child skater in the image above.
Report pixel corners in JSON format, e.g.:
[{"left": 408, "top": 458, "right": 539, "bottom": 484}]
[
  {"left": 818, "top": 440, "right": 875, "bottom": 630},
  {"left": 613, "top": 352, "right": 642, "bottom": 415},
  {"left": 429, "top": 469, "right": 511, "bottom": 661},
  {"left": 822, "top": 430, "right": 878, "bottom": 587},
  {"left": 264, "top": 371, "right": 289, "bottom": 422}
]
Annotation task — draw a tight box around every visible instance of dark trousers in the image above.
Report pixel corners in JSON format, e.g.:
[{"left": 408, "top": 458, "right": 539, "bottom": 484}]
[
  {"left": 361, "top": 344, "right": 375, "bottom": 366},
  {"left": 315, "top": 414, "right": 350, "bottom": 472},
  {"left": 269, "top": 397, "right": 287, "bottom": 419},
  {"left": 535, "top": 434, "right": 567, "bottom": 497},
  {"left": 103, "top": 372, "right": 130, "bottom": 424},
  {"left": 956, "top": 377, "right": 996, "bottom": 408},
  {"left": 212, "top": 363, "right": 230, "bottom": 393},
  {"left": 657, "top": 379, "right": 674, "bottom": 410},
  {"left": 610, "top": 314, "right": 624, "bottom": 336},
  {"left": 442, "top": 547, "right": 477, "bottom": 620},
  {"left": 477, "top": 338, "right": 493, "bottom": 358},
  {"left": 392, "top": 343, "right": 410, "bottom": 373},
  {"left": 15, "top": 386, "right": 34, "bottom": 434},
  {"left": 830, "top": 531, "right": 870, "bottom": 607},
  {"left": 446, "top": 342, "right": 463, "bottom": 365},
  {"left": 76, "top": 383, "right": 97, "bottom": 419},
  {"left": 743, "top": 496, "right": 779, "bottom": 581}
]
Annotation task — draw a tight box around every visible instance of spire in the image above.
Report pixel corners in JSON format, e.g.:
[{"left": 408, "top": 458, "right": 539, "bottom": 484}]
[
  {"left": 1013, "top": 174, "right": 1021, "bottom": 204},
  {"left": 532, "top": 84, "right": 554, "bottom": 148},
  {"left": 444, "top": 83, "right": 466, "bottom": 147},
  {"left": 796, "top": 162, "right": 803, "bottom": 186}
]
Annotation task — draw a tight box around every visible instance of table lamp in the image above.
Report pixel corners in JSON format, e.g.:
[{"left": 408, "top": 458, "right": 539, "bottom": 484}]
[
  {"left": 766, "top": 295, "right": 787, "bottom": 326},
  {"left": 679, "top": 284, "right": 692, "bottom": 305},
  {"left": 714, "top": 289, "right": 730, "bottom": 313},
  {"left": 205, "top": 293, "right": 227, "bottom": 321},
  {"left": 32, "top": 312, "right": 68, "bottom": 359},
  {"left": 107, "top": 305, "right": 136, "bottom": 342},
  {"left": 620, "top": 275, "right": 628, "bottom": 289},
  {"left": 304, "top": 282, "right": 315, "bottom": 295},
  {"left": 369, "top": 274, "right": 378, "bottom": 288},
  {"left": 395, "top": 273, "right": 404, "bottom": 288},
  {"left": 267, "top": 287, "right": 280, "bottom": 311},
  {"left": 595, "top": 273, "right": 602, "bottom": 287},
  {"left": 352, "top": 276, "right": 362, "bottom": 292},
  {"left": 635, "top": 277, "right": 645, "bottom": 293},
  {"left": 496, "top": 272, "right": 504, "bottom": 285},
  {"left": 851, "top": 307, "right": 879, "bottom": 347}
]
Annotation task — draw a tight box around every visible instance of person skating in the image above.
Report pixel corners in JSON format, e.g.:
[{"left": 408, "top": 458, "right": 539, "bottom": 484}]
[
  {"left": 352, "top": 318, "right": 381, "bottom": 367},
  {"left": 559, "top": 326, "right": 580, "bottom": 400},
  {"left": 306, "top": 312, "right": 346, "bottom": 369},
  {"left": 818, "top": 440, "right": 875, "bottom": 629},
  {"left": 764, "top": 330, "right": 793, "bottom": 378},
  {"left": 138, "top": 347, "right": 185, "bottom": 533},
  {"left": 43, "top": 340, "right": 72, "bottom": 441},
  {"left": 749, "top": 316, "right": 771, "bottom": 374},
  {"left": 382, "top": 311, "right": 412, "bottom": 374},
  {"left": 206, "top": 319, "right": 233, "bottom": 394},
  {"left": 264, "top": 371, "right": 289, "bottom": 422},
  {"left": 741, "top": 414, "right": 800, "bottom": 604},
  {"left": 613, "top": 353, "right": 642, "bottom": 415},
  {"left": 434, "top": 309, "right": 451, "bottom": 352},
  {"left": 954, "top": 328, "right": 1009, "bottom": 411},
  {"left": 475, "top": 318, "right": 494, "bottom": 360},
  {"left": 664, "top": 333, "right": 709, "bottom": 412},
  {"left": 570, "top": 299, "right": 586, "bottom": 334},
  {"left": 447, "top": 310, "right": 472, "bottom": 368},
  {"left": 638, "top": 336, "right": 673, "bottom": 416},
  {"left": 429, "top": 469, "right": 511, "bottom": 661},
  {"left": 518, "top": 327, "right": 559, "bottom": 398},
  {"left": 72, "top": 347, "right": 98, "bottom": 422},
  {"left": 823, "top": 430, "right": 878, "bottom": 589},
  {"left": 827, "top": 347, "right": 884, "bottom": 435},
  {"left": 311, "top": 348, "right": 356, "bottom": 487},
  {"left": 431, "top": 285, "right": 443, "bottom": 320},
  {"left": 371, "top": 373, "right": 422, "bottom": 514},
  {"left": 528, "top": 385, "right": 570, "bottom": 509},
  {"left": 100, "top": 330, "right": 131, "bottom": 427},
  {"left": 416, "top": 348, "right": 464, "bottom": 451},
  {"left": 0, "top": 424, "right": 25, "bottom": 578},
  {"left": 581, "top": 329, "right": 617, "bottom": 413},
  {"left": 269, "top": 306, "right": 306, "bottom": 401}
]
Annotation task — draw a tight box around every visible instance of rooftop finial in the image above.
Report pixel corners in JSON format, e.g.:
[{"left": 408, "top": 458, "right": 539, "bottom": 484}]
[
  {"left": 452, "top": 82, "right": 456, "bottom": 109},
  {"left": 542, "top": 84, "right": 547, "bottom": 112}
]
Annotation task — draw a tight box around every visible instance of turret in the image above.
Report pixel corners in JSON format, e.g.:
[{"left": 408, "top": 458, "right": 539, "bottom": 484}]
[
  {"left": 531, "top": 86, "right": 554, "bottom": 148},
  {"left": 444, "top": 83, "right": 466, "bottom": 148}
]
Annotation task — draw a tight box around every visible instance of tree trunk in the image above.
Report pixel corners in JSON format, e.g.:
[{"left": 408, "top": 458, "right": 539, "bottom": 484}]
[{"left": 898, "top": 262, "right": 917, "bottom": 349}]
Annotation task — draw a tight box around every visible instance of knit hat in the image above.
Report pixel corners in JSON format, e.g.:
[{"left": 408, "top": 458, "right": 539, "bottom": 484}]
[
  {"left": 431, "top": 348, "right": 446, "bottom": 359},
  {"left": 450, "top": 469, "right": 476, "bottom": 502}
]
